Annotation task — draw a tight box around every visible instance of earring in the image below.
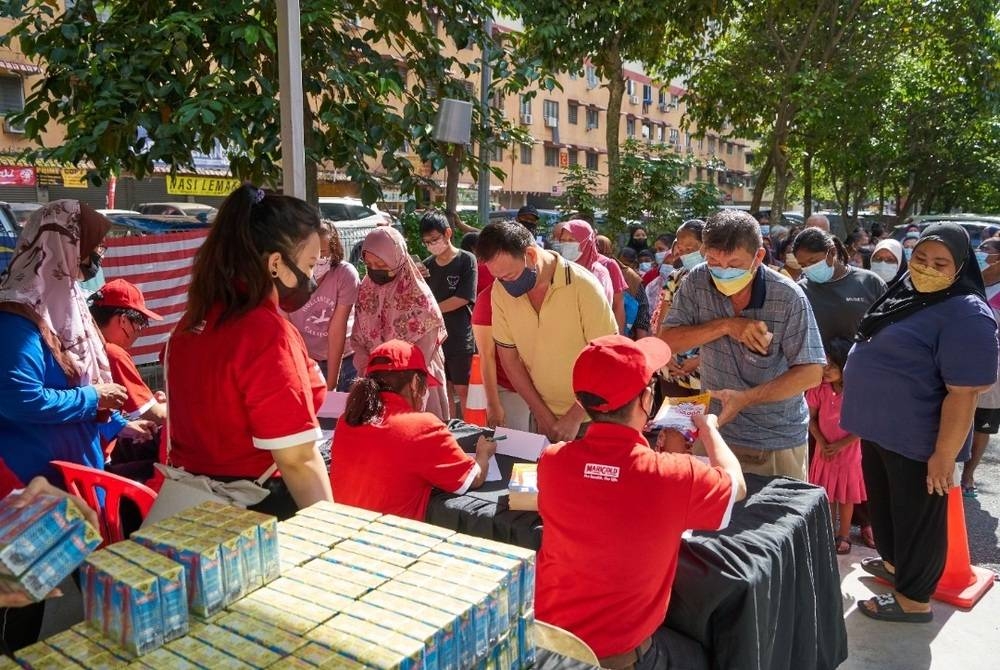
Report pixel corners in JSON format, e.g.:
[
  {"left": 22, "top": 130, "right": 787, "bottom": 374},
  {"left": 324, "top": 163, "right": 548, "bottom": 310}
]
[{"left": 271, "top": 269, "right": 278, "bottom": 277}]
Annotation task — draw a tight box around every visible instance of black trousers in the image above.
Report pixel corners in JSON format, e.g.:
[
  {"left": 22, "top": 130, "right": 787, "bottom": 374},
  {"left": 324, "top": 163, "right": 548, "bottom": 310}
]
[
  {"left": 861, "top": 440, "right": 949, "bottom": 603},
  {"left": 633, "top": 627, "right": 709, "bottom": 670}
]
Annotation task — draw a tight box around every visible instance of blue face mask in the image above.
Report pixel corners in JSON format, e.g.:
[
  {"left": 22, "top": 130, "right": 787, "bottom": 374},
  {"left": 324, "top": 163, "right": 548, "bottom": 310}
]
[
  {"left": 976, "top": 250, "right": 990, "bottom": 271},
  {"left": 655, "top": 251, "right": 667, "bottom": 264},
  {"left": 680, "top": 250, "right": 704, "bottom": 270},
  {"left": 500, "top": 262, "right": 538, "bottom": 297},
  {"left": 760, "top": 225, "right": 771, "bottom": 237},
  {"left": 803, "top": 255, "right": 835, "bottom": 283},
  {"left": 639, "top": 262, "right": 653, "bottom": 273},
  {"left": 903, "top": 248, "right": 913, "bottom": 261}
]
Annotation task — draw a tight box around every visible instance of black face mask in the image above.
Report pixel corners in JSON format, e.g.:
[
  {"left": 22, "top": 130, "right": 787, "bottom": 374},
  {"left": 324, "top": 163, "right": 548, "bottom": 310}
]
[
  {"left": 367, "top": 268, "right": 394, "bottom": 285},
  {"left": 274, "top": 256, "right": 317, "bottom": 312},
  {"left": 79, "top": 251, "right": 102, "bottom": 281}
]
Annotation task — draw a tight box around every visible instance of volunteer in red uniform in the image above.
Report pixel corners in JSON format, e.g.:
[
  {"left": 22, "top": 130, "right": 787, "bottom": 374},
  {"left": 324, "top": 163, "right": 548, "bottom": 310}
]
[
  {"left": 535, "top": 335, "right": 747, "bottom": 669},
  {"left": 89, "top": 279, "right": 166, "bottom": 424},
  {"left": 166, "top": 185, "right": 332, "bottom": 520},
  {"left": 331, "top": 340, "right": 496, "bottom": 520}
]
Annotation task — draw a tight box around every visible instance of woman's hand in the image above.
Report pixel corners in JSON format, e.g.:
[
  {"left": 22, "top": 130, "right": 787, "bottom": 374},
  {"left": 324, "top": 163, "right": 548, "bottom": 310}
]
[
  {"left": 93, "top": 383, "right": 127, "bottom": 410},
  {"left": 120, "top": 420, "right": 156, "bottom": 443},
  {"left": 926, "top": 451, "right": 955, "bottom": 496}
]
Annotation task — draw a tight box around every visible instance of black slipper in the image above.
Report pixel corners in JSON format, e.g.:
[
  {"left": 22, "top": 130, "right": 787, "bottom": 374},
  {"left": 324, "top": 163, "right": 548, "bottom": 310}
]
[
  {"left": 861, "top": 557, "right": 895, "bottom": 586},
  {"left": 858, "top": 593, "right": 933, "bottom": 623},
  {"left": 835, "top": 535, "right": 852, "bottom": 555}
]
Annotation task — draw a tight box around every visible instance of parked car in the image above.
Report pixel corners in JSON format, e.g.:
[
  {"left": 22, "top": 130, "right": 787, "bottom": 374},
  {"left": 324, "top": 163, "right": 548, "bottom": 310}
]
[
  {"left": 105, "top": 213, "right": 208, "bottom": 237},
  {"left": 0, "top": 202, "right": 20, "bottom": 275},
  {"left": 136, "top": 202, "right": 217, "bottom": 223},
  {"left": 892, "top": 214, "right": 1000, "bottom": 248},
  {"left": 6, "top": 202, "right": 42, "bottom": 229},
  {"left": 317, "top": 197, "right": 397, "bottom": 264}
]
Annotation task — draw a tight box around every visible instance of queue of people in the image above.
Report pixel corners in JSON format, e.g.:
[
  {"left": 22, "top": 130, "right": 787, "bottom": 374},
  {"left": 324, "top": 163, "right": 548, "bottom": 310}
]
[{"left": 2, "top": 190, "right": 997, "bottom": 662}]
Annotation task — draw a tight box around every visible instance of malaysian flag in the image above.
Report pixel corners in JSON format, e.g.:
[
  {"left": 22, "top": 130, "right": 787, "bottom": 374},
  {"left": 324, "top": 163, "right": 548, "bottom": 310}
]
[{"left": 101, "top": 230, "right": 208, "bottom": 365}]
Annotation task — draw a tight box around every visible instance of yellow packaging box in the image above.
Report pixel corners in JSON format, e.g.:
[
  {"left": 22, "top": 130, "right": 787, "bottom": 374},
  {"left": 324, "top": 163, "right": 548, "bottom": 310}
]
[
  {"left": 362, "top": 589, "right": 459, "bottom": 670},
  {"left": 333, "top": 539, "right": 416, "bottom": 569},
  {"left": 165, "top": 635, "right": 254, "bottom": 670},
  {"left": 316, "top": 615, "right": 423, "bottom": 670},
  {"left": 215, "top": 611, "right": 306, "bottom": 656},
  {"left": 191, "top": 623, "right": 281, "bottom": 668},
  {"left": 321, "top": 548, "right": 406, "bottom": 579},
  {"left": 294, "top": 559, "right": 387, "bottom": 592}
]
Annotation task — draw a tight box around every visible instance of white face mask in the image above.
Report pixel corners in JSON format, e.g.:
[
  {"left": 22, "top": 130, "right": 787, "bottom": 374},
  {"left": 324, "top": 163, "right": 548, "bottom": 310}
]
[
  {"left": 870, "top": 260, "right": 899, "bottom": 282},
  {"left": 426, "top": 240, "right": 448, "bottom": 257},
  {"left": 555, "top": 242, "right": 582, "bottom": 262}
]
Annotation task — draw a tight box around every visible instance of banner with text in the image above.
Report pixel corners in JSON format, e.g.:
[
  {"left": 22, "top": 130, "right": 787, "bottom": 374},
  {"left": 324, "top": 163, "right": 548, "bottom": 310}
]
[{"left": 166, "top": 175, "right": 240, "bottom": 197}]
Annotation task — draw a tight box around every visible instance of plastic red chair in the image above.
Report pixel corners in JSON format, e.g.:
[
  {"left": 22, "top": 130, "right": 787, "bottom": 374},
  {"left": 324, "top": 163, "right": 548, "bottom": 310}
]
[{"left": 50, "top": 460, "right": 158, "bottom": 547}]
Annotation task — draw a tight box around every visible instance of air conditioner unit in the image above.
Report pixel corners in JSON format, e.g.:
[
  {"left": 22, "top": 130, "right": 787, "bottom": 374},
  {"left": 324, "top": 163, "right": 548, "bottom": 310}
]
[
  {"left": 544, "top": 116, "right": 558, "bottom": 128},
  {"left": 658, "top": 103, "right": 669, "bottom": 112},
  {"left": 629, "top": 95, "right": 640, "bottom": 105},
  {"left": 520, "top": 113, "right": 533, "bottom": 125},
  {"left": 3, "top": 117, "right": 25, "bottom": 134}
]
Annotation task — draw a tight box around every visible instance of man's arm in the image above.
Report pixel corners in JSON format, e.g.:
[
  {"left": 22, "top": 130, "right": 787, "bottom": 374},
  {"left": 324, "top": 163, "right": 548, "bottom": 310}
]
[
  {"left": 438, "top": 297, "right": 470, "bottom": 314},
  {"left": 659, "top": 317, "right": 771, "bottom": 355},
  {"left": 713, "top": 364, "right": 824, "bottom": 425}
]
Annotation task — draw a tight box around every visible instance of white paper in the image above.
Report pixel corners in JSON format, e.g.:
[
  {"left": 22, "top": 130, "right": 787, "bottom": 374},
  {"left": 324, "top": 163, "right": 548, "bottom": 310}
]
[
  {"left": 492, "top": 427, "right": 549, "bottom": 462},
  {"left": 317, "top": 391, "right": 350, "bottom": 419},
  {"left": 486, "top": 456, "right": 502, "bottom": 482}
]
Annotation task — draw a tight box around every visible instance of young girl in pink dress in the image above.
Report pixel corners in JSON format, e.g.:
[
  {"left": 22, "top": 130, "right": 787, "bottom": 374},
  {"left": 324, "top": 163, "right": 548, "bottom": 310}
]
[{"left": 808, "top": 338, "right": 867, "bottom": 554}]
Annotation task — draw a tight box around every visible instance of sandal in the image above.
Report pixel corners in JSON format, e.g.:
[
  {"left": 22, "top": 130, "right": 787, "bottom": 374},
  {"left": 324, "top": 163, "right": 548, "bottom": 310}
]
[
  {"left": 860, "top": 525, "right": 876, "bottom": 549},
  {"left": 860, "top": 557, "right": 895, "bottom": 586},
  {"left": 857, "top": 593, "right": 933, "bottom": 623},
  {"left": 962, "top": 483, "right": 978, "bottom": 499},
  {"left": 835, "top": 535, "right": 852, "bottom": 555}
]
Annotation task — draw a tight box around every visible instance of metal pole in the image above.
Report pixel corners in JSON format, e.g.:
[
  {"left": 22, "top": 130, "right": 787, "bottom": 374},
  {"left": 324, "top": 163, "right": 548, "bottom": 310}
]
[
  {"left": 277, "top": 0, "right": 306, "bottom": 199},
  {"left": 477, "top": 17, "right": 494, "bottom": 226}
]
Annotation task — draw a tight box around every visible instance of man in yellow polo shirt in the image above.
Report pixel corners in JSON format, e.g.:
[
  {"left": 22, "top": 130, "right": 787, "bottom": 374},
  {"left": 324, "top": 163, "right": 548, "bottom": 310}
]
[{"left": 477, "top": 222, "right": 617, "bottom": 441}]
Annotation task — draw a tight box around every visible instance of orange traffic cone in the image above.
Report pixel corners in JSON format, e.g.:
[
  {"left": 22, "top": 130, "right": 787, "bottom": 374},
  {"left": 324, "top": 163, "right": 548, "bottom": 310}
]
[
  {"left": 932, "top": 485, "right": 995, "bottom": 608},
  {"left": 463, "top": 354, "right": 488, "bottom": 427}
]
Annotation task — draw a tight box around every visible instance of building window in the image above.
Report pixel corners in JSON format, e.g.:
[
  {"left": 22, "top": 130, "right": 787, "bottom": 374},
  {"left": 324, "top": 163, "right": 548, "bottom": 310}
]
[
  {"left": 626, "top": 118, "right": 636, "bottom": 137},
  {"left": 519, "top": 96, "right": 532, "bottom": 117},
  {"left": 727, "top": 142, "right": 734, "bottom": 155},
  {"left": 658, "top": 89, "right": 667, "bottom": 106},
  {"left": 544, "top": 146, "right": 559, "bottom": 167},
  {"left": 0, "top": 75, "right": 25, "bottom": 117},
  {"left": 658, "top": 125, "right": 666, "bottom": 143},
  {"left": 491, "top": 145, "right": 503, "bottom": 162},
  {"left": 569, "top": 71, "right": 578, "bottom": 80},
  {"left": 568, "top": 150, "right": 579, "bottom": 166},
  {"left": 542, "top": 100, "right": 559, "bottom": 124},
  {"left": 568, "top": 104, "right": 579, "bottom": 125},
  {"left": 520, "top": 145, "right": 533, "bottom": 165},
  {"left": 626, "top": 79, "right": 635, "bottom": 96},
  {"left": 585, "top": 65, "right": 598, "bottom": 89},
  {"left": 671, "top": 93, "right": 680, "bottom": 106},
  {"left": 642, "top": 84, "right": 653, "bottom": 105},
  {"left": 697, "top": 166, "right": 704, "bottom": 181},
  {"left": 669, "top": 128, "right": 680, "bottom": 145},
  {"left": 586, "top": 108, "right": 599, "bottom": 129},
  {"left": 686, "top": 132, "right": 693, "bottom": 149},
  {"left": 699, "top": 136, "right": 705, "bottom": 151},
  {"left": 586, "top": 152, "right": 599, "bottom": 171},
  {"left": 708, "top": 136, "right": 716, "bottom": 154}
]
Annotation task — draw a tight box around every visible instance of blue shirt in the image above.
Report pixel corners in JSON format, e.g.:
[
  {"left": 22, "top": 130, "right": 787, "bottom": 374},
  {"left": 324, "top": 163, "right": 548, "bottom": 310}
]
[
  {"left": 0, "top": 312, "right": 124, "bottom": 483},
  {"left": 842, "top": 295, "right": 999, "bottom": 462},
  {"left": 665, "top": 264, "right": 827, "bottom": 451}
]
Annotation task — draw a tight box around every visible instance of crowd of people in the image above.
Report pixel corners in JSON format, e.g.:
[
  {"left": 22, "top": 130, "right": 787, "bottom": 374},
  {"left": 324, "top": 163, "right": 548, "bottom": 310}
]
[{"left": 0, "top": 192, "right": 997, "bottom": 665}]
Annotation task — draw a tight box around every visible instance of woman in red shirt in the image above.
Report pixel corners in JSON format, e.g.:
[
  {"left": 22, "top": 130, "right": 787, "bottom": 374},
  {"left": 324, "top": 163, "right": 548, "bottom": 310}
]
[{"left": 166, "top": 186, "right": 333, "bottom": 520}]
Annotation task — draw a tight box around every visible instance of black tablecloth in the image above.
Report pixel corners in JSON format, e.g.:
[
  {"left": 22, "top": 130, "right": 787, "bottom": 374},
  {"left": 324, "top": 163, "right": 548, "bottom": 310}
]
[{"left": 427, "top": 472, "right": 847, "bottom": 670}]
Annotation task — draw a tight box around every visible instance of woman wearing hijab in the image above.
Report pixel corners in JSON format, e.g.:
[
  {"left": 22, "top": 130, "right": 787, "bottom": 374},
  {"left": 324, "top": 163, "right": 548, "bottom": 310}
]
[
  {"left": 353, "top": 226, "right": 450, "bottom": 420},
  {"left": 0, "top": 200, "right": 151, "bottom": 652},
  {"left": 0, "top": 201, "right": 153, "bottom": 483},
  {"left": 869, "top": 238, "right": 907, "bottom": 286},
  {"left": 553, "top": 219, "right": 627, "bottom": 332},
  {"left": 842, "top": 222, "right": 999, "bottom": 623}
]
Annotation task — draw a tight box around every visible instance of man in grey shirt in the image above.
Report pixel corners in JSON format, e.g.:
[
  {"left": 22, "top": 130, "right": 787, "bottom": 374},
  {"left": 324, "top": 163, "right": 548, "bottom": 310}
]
[{"left": 659, "top": 210, "right": 825, "bottom": 480}]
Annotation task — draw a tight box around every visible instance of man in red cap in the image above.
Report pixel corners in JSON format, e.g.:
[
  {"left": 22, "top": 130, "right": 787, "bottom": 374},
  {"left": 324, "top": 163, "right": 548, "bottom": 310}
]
[
  {"left": 88, "top": 279, "right": 166, "bottom": 425},
  {"left": 331, "top": 339, "right": 497, "bottom": 520},
  {"left": 535, "top": 335, "right": 747, "bottom": 669}
]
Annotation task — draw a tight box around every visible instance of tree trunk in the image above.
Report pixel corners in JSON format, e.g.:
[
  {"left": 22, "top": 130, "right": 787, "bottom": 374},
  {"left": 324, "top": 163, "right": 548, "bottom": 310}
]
[
  {"left": 751, "top": 152, "right": 773, "bottom": 213},
  {"left": 603, "top": 43, "right": 625, "bottom": 216},
  {"left": 802, "top": 152, "right": 813, "bottom": 218},
  {"left": 878, "top": 179, "right": 885, "bottom": 216},
  {"left": 445, "top": 144, "right": 464, "bottom": 221},
  {"left": 303, "top": 104, "right": 318, "bottom": 206}
]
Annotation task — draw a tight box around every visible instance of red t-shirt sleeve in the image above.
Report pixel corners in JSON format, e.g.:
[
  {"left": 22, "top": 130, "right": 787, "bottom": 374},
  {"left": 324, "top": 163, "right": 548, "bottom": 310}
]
[
  {"left": 678, "top": 456, "right": 736, "bottom": 531},
  {"left": 471, "top": 287, "right": 493, "bottom": 326},
  {"left": 239, "top": 321, "right": 322, "bottom": 450},
  {"left": 0, "top": 459, "right": 23, "bottom": 497},
  {"left": 415, "top": 422, "right": 478, "bottom": 494},
  {"left": 107, "top": 344, "right": 155, "bottom": 418}
]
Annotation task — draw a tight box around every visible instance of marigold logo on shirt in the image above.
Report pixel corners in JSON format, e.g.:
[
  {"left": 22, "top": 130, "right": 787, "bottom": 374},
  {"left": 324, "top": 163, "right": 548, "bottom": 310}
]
[{"left": 584, "top": 463, "right": 620, "bottom": 482}]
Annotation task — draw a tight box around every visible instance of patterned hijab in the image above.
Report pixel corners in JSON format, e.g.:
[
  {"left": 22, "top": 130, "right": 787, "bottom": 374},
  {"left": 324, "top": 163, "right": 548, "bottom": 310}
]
[
  {"left": 354, "top": 226, "right": 446, "bottom": 352},
  {"left": 0, "top": 200, "right": 112, "bottom": 386}
]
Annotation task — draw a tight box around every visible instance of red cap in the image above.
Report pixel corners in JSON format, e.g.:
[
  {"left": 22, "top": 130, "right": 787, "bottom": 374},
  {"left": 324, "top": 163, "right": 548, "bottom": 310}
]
[
  {"left": 573, "top": 335, "right": 672, "bottom": 412},
  {"left": 91, "top": 279, "right": 163, "bottom": 321},
  {"left": 366, "top": 340, "right": 442, "bottom": 387}
]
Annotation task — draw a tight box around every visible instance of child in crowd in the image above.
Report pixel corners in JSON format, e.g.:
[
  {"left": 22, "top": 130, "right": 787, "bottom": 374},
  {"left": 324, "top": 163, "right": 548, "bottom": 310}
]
[{"left": 807, "top": 338, "right": 867, "bottom": 554}]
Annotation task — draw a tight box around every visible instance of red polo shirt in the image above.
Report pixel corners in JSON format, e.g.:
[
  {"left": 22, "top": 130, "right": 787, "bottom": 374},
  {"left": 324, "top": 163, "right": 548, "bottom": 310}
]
[
  {"left": 166, "top": 297, "right": 325, "bottom": 478},
  {"left": 106, "top": 342, "right": 156, "bottom": 419},
  {"left": 535, "top": 422, "right": 735, "bottom": 658},
  {"left": 331, "top": 393, "right": 477, "bottom": 520},
  {"left": 470, "top": 287, "right": 513, "bottom": 391}
]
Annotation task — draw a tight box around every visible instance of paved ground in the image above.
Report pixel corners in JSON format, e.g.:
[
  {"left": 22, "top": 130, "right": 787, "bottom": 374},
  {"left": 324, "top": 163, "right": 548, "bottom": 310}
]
[{"left": 38, "top": 440, "right": 1000, "bottom": 667}]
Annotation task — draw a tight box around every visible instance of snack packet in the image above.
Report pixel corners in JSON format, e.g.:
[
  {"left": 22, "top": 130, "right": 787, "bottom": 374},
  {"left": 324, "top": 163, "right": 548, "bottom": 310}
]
[{"left": 651, "top": 392, "right": 711, "bottom": 442}]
